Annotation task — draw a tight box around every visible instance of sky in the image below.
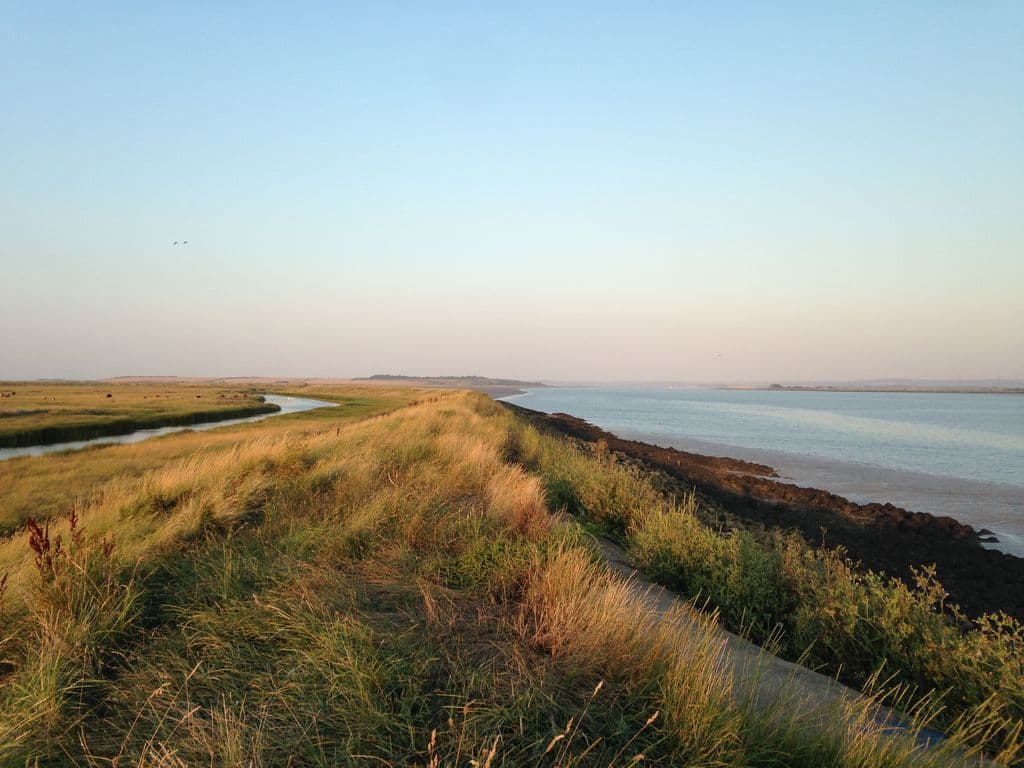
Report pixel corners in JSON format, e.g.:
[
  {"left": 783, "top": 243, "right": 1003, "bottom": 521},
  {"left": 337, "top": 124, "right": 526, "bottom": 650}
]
[{"left": 2, "top": 1, "right": 1022, "bottom": 382}]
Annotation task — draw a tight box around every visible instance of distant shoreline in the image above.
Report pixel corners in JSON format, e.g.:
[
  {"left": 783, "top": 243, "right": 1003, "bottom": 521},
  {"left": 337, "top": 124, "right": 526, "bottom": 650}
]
[{"left": 734, "top": 384, "right": 1024, "bottom": 395}]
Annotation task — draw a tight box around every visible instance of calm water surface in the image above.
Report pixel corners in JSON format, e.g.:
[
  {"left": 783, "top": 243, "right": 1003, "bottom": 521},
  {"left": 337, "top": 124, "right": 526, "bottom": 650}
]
[
  {"left": 503, "top": 388, "right": 1024, "bottom": 557},
  {"left": 0, "top": 394, "right": 336, "bottom": 461}
]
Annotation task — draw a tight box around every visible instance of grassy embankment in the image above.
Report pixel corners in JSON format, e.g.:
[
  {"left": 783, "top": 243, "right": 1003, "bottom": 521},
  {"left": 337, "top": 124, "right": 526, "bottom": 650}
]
[
  {"left": 0, "top": 389, "right": 1020, "bottom": 765},
  {"left": 0, "top": 382, "right": 280, "bottom": 449}
]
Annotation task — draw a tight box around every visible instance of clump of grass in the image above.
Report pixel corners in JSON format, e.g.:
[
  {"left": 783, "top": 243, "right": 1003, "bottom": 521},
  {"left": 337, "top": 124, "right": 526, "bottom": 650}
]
[
  {"left": 0, "top": 508, "right": 139, "bottom": 764},
  {"left": 628, "top": 496, "right": 795, "bottom": 644}
]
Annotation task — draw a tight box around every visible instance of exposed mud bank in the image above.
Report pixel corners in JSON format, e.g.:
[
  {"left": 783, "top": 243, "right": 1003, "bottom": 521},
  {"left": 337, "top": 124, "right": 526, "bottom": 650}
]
[{"left": 505, "top": 402, "right": 1024, "bottom": 621}]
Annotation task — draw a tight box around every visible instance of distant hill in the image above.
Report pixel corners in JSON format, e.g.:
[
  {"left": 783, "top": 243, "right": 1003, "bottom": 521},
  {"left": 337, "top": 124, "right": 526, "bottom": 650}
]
[
  {"left": 360, "top": 374, "right": 546, "bottom": 386},
  {"left": 357, "top": 375, "right": 547, "bottom": 396}
]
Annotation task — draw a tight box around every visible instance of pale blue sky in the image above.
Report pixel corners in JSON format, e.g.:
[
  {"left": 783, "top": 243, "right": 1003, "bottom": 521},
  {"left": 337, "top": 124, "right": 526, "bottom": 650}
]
[{"left": 2, "top": 2, "right": 1022, "bottom": 381}]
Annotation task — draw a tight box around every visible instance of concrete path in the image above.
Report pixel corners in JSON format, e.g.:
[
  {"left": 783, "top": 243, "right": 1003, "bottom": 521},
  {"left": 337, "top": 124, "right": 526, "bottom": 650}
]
[{"left": 596, "top": 538, "right": 995, "bottom": 767}]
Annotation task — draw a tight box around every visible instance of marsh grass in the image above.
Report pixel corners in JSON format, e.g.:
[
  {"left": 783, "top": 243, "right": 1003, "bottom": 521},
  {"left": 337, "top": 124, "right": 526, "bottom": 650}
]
[
  {"left": 0, "top": 382, "right": 283, "bottom": 448},
  {"left": 0, "top": 385, "right": 422, "bottom": 537},
  {"left": 0, "top": 390, "right": 1016, "bottom": 765}
]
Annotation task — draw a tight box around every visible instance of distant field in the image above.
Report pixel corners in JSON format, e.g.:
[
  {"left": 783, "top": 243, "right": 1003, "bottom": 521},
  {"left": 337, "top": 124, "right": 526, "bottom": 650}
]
[
  {"left": 0, "top": 384, "right": 424, "bottom": 537},
  {"left": 0, "top": 382, "right": 279, "bottom": 448}
]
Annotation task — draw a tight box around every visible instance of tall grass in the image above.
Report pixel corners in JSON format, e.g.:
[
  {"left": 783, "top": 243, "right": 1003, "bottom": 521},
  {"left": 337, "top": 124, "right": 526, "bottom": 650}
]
[{"left": 0, "top": 390, "right": 1011, "bottom": 765}]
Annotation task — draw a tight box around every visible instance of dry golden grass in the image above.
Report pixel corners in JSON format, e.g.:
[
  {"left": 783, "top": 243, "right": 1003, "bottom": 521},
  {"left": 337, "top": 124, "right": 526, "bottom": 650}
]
[{"left": 0, "top": 384, "right": 424, "bottom": 536}]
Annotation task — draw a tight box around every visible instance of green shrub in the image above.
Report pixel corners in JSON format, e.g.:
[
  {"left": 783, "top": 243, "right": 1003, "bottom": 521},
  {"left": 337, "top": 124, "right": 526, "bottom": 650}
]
[{"left": 629, "top": 500, "right": 795, "bottom": 645}]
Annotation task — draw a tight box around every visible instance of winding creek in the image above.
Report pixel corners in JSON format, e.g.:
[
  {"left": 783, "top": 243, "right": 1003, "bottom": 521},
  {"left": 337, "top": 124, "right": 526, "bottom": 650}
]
[{"left": 0, "top": 394, "right": 337, "bottom": 461}]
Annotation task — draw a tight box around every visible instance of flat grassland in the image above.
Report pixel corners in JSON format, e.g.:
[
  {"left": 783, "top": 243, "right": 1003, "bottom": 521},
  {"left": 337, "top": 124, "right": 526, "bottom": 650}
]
[
  {"left": 0, "top": 382, "right": 280, "bottom": 448},
  {"left": 0, "top": 384, "right": 421, "bottom": 537},
  {"left": 0, "top": 387, "right": 1020, "bottom": 766}
]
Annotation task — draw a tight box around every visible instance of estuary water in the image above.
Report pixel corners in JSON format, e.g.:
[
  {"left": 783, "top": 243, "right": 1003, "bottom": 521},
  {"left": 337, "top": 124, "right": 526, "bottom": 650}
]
[
  {"left": 502, "top": 388, "right": 1024, "bottom": 557},
  {"left": 0, "top": 394, "right": 336, "bottom": 461}
]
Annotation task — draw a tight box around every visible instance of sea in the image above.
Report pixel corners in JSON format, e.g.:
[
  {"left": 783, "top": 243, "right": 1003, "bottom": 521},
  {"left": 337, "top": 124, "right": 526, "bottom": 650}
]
[{"left": 501, "top": 387, "right": 1024, "bottom": 558}]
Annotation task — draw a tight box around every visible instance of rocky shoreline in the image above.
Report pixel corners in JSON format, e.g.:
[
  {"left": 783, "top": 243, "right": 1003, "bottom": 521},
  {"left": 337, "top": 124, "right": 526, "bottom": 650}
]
[{"left": 504, "top": 402, "right": 1024, "bottom": 621}]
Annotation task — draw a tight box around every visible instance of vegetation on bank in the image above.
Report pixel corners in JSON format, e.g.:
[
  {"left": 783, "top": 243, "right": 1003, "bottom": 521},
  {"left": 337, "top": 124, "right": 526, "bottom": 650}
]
[
  {"left": 0, "top": 383, "right": 279, "bottom": 448},
  {"left": 519, "top": 425, "right": 1023, "bottom": 762},
  {"left": 0, "top": 389, "right": 1019, "bottom": 765}
]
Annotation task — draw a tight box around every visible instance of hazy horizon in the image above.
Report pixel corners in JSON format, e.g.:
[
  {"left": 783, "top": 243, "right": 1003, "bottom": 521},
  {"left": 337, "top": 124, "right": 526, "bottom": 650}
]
[
  {"left": 6, "top": 374, "right": 1024, "bottom": 390},
  {"left": 3, "top": 2, "right": 1022, "bottom": 381}
]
